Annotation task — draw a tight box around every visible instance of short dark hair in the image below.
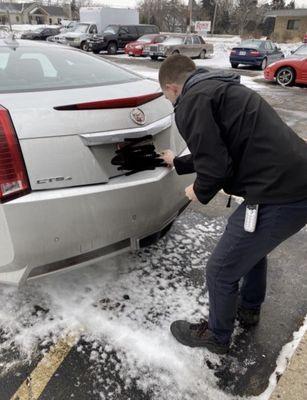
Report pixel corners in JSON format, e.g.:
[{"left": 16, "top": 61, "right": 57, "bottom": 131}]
[{"left": 159, "top": 54, "right": 196, "bottom": 88}]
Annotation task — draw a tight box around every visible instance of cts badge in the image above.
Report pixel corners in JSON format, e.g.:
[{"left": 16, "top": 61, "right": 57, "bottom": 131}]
[
  {"left": 37, "top": 176, "right": 72, "bottom": 184},
  {"left": 130, "top": 108, "right": 146, "bottom": 125}
]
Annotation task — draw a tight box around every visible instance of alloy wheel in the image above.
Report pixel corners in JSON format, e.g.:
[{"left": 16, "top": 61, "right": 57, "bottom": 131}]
[{"left": 276, "top": 67, "right": 295, "bottom": 86}]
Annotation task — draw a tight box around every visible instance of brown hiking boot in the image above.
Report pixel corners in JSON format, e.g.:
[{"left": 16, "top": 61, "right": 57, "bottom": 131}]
[{"left": 170, "top": 319, "right": 229, "bottom": 355}]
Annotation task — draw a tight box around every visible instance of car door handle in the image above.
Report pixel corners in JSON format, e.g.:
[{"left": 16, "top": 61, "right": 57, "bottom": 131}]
[{"left": 80, "top": 115, "right": 172, "bottom": 146}]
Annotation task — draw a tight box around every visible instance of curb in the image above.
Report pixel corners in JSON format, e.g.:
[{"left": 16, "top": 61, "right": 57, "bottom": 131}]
[{"left": 269, "top": 331, "right": 307, "bottom": 400}]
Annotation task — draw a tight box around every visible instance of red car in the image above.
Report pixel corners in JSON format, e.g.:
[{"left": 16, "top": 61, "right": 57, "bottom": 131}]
[
  {"left": 264, "top": 44, "right": 307, "bottom": 86},
  {"left": 125, "top": 34, "right": 169, "bottom": 57}
]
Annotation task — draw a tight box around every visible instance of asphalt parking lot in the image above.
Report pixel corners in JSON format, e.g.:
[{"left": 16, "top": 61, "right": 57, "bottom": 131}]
[{"left": 0, "top": 54, "right": 306, "bottom": 400}]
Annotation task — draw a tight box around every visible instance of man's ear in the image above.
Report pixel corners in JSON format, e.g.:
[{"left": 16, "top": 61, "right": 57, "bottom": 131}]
[{"left": 165, "top": 83, "right": 177, "bottom": 92}]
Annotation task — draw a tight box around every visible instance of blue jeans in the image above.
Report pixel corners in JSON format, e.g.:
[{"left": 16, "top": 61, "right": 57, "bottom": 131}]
[{"left": 206, "top": 198, "right": 307, "bottom": 344}]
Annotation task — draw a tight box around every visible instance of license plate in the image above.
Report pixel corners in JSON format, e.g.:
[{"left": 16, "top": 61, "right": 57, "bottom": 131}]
[
  {"left": 149, "top": 52, "right": 154, "bottom": 56},
  {"left": 239, "top": 51, "right": 246, "bottom": 56},
  {"left": 129, "top": 52, "right": 133, "bottom": 55}
]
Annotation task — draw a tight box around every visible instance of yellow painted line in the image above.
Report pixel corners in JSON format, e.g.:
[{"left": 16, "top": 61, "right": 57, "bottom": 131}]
[{"left": 11, "top": 333, "right": 79, "bottom": 400}]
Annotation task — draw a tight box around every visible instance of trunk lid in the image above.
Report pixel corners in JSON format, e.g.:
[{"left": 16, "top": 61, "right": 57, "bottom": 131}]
[{"left": 1, "top": 80, "right": 185, "bottom": 191}]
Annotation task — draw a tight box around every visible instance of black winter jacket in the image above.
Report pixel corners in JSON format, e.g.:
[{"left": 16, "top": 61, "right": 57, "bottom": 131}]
[{"left": 173, "top": 69, "right": 307, "bottom": 205}]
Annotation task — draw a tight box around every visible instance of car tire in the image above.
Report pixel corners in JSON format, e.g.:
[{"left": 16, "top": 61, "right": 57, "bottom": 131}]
[
  {"left": 80, "top": 42, "right": 89, "bottom": 51},
  {"left": 231, "top": 63, "right": 239, "bottom": 68},
  {"left": 276, "top": 67, "right": 295, "bottom": 87},
  {"left": 260, "top": 58, "right": 268, "bottom": 70},
  {"left": 199, "top": 50, "right": 206, "bottom": 59},
  {"left": 107, "top": 42, "right": 118, "bottom": 55},
  {"left": 150, "top": 56, "right": 158, "bottom": 60}
]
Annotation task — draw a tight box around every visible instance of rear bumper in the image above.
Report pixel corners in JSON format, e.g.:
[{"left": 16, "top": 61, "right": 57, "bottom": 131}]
[
  {"left": 230, "top": 56, "right": 263, "bottom": 66},
  {"left": 0, "top": 165, "right": 193, "bottom": 286}
]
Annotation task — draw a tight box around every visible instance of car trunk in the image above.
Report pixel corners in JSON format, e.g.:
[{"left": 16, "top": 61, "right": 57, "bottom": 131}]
[
  {"left": 232, "top": 47, "right": 260, "bottom": 56},
  {"left": 1, "top": 80, "right": 185, "bottom": 191}
]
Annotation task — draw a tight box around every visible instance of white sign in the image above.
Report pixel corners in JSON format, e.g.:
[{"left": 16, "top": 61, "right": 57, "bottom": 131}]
[{"left": 195, "top": 21, "right": 211, "bottom": 32}]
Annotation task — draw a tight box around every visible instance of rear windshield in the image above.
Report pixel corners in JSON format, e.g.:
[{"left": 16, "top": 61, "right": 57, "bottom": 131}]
[
  {"left": 240, "top": 40, "right": 262, "bottom": 48},
  {"left": 0, "top": 45, "right": 140, "bottom": 93},
  {"left": 293, "top": 45, "right": 307, "bottom": 55}
]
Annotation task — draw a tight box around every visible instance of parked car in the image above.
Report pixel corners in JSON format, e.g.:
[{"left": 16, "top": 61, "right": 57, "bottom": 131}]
[
  {"left": 54, "top": 22, "right": 99, "bottom": 50},
  {"left": 87, "top": 24, "right": 159, "bottom": 54},
  {"left": 264, "top": 44, "right": 307, "bottom": 86},
  {"left": 143, "top": 34, "right": 213, "bottom": 60},
  {"left": 230, "top": 39, "right": 284, "bottom": 70},
  {"left": 0, "top": 38, "right": 191, "bottom": 286},
  {"left": 21, "top": 27, "right": 61, "bottom": 41},
  {"left": 125, "top": 34, "right": 169, "bottom": 57}
]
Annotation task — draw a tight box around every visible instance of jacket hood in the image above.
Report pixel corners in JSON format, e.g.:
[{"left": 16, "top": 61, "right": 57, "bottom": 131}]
[{"left": 175, "top": 68, "right": 241, "bottom": 107}]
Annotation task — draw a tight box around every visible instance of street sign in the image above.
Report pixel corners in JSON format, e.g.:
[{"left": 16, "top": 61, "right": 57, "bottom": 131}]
[{"left": 195, "top": 21, "right": 211, "bottom": 32}]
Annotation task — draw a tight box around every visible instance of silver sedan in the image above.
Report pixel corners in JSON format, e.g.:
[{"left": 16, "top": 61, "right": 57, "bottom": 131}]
[{"left": 0, "top": 38, "right": 193, "bottom": 285}]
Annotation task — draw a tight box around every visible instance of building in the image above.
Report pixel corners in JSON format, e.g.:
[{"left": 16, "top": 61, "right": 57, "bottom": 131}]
[
  {"left": 0, "top": 2, "right": 72, "bottom": 26},
  {"left": 264, "top": 9, "right": 307, "bottom": 42}
]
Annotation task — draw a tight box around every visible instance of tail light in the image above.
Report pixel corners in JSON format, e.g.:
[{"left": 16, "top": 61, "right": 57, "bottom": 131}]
[
  {"left": 230, "top": 50, "right": 236, "bottom": 55},
  {"left": 0, "top": 106, "right": 30, "bottom": 203},
  {"left": 250, "top": 51, "right": 260, "bottom": 56},
  {"left": 54, "top": 92, "right": 163, "bottom": 111}
]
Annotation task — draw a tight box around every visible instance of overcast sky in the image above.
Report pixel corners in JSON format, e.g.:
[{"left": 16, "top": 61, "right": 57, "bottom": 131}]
[{"left": 97, "top": 0, "right": 307, "bottom": 9}]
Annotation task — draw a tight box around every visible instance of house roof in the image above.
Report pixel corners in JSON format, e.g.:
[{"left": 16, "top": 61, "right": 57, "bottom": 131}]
[
  {"left": 265, "top": 8, "right": 307, "bottom": 18},
  {"left": 0, "top": 2, "right": 67, "bottom": 17},
  {"left": 43, "top": 5, "right": 67, "bottom": 17}
]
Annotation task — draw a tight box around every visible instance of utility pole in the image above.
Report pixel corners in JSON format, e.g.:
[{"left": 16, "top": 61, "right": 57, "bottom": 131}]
[
  {"left": 187, "top": 0, "right": 193, "bottom": 33},
  {"left": 211, "top": 2, "right": 218, "bottom": 37},
  {"left": 7, "top": 11, "right": 12, "bottom": 32}
]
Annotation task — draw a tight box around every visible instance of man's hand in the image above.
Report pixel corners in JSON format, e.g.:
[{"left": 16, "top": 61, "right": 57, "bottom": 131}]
[
  {"left": 185, "top": 184, "right": 198, "bottom": 202},
  {"left": 160, "top": 149, "right": 175, "bottom": 168}
]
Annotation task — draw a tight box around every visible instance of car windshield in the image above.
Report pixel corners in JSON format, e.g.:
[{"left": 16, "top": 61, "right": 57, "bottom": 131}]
[
  {"left": 138, "top": 35, "right": 154, "bottom": 43},
  {"left": 73, "top": 23, "right": 90, "bottom": 33},
  {"left": 240, "top": 40, "right": 262, "bottom": 48},
  {"left": 293, "top": 45, "right": 307, "bottom": 55},
  {"left": 34, "top": 28, "right": 45, "bottom": 33},
  {"left": 162, "top": 37, "right": 184, "bottom": 45},
  {"left": 0, "top": 45, "right": 140, "bottom": 93},
  {"left": 103, "top": 25, "right": 119, "bottom": 35}
]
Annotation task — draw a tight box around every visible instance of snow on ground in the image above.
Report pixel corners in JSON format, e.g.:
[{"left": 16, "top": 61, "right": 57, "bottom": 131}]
[{"left": 0, "top": 213, "right": 238, "bottom": 400}]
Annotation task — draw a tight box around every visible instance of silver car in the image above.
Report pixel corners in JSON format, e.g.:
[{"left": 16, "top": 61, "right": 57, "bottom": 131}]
[
  {"left": 0, "top": 38, "right": 192, "bottom": 286},
  {"left": 144, "top": 34, "right": 214, "bottom": 60}
]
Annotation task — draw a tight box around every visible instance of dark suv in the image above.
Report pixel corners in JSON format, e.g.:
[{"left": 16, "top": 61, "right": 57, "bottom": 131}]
[{"left": 87, "top": 24, "right": 159, "bottom": 54}]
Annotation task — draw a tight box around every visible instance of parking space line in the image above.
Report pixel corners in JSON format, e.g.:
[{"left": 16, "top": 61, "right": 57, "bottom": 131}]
[{"left": 10, "top": 334, "right": 79, "bottom": 400}]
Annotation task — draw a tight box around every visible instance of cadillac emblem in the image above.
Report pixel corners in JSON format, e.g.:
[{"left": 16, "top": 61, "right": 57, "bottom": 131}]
[{"left": 130, "top": 108, "right": 146, "bottom": 125}]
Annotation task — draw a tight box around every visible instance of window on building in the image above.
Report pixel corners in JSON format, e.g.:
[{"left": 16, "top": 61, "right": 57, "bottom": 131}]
[
  {"left": 287, "top": 19, "right": 300, "bottom": 30},
  {"left": 49, "top": 18, "right": 52, "bottom": 24},
  {"left": 16, "top": 16, "right": 20, "bottom": 22}
]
